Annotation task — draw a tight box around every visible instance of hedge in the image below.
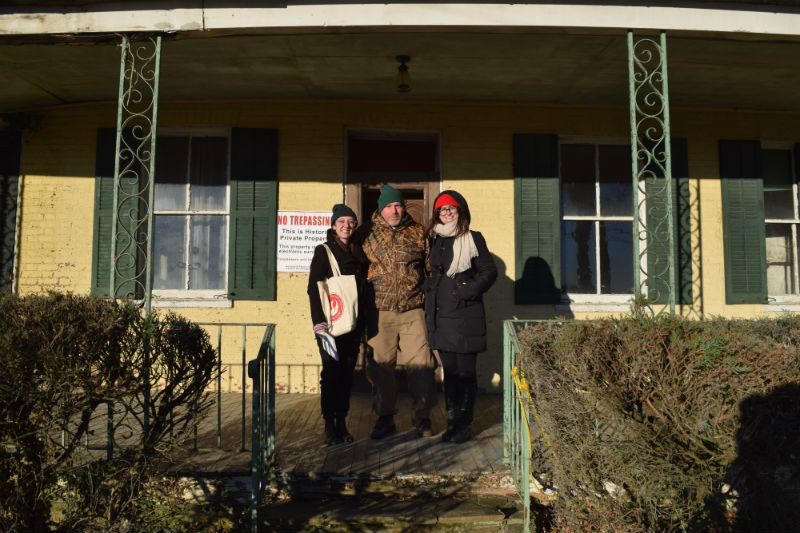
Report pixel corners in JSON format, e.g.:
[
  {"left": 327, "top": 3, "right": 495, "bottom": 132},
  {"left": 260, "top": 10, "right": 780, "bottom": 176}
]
[{"left": 518, "top": 313, "right": 800, "bottom": 532}]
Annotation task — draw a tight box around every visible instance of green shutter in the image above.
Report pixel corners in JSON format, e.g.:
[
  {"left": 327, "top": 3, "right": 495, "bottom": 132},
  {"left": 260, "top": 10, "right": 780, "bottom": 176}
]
[
  {"left": 91, "top": 129, "right": 116, "bottom": 298},
  {"left": 91, "top": 128, "right": 144, "bottom": 299},
  {"left": 1, "top": 130, "right": 21, "bottom": 293},
  {"left": 720, "top": 140, "right": 766, "bottom": 304},
  {"left": 645, "top": 138, "right": 693, "bottom": 305},
  {"left": 795, "top": 144, "right": 800, "bottom": 182},
  {"left": 514, "top": 134, "right": 561, "bottom": 304},
  {"left": 228, "top": 128, "right": 277, "bottom": 300}
]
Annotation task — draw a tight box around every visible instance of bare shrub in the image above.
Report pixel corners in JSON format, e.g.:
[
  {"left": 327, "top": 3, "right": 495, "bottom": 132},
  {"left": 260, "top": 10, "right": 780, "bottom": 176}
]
[
  {"left": 0, "top": 292, "right": 219, "bottom": 533},
  {"left": 518, "top": 313, "right": 800, "bottom": 532}
]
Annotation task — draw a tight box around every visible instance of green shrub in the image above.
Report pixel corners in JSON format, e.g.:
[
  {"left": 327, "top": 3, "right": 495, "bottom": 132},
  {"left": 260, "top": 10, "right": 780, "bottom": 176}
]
[
  {"left": 517, "top": 313, "right": 800, "bottom": 532},
  {"left": 0, "top": 292, "right": 220, "bottom": 533}
]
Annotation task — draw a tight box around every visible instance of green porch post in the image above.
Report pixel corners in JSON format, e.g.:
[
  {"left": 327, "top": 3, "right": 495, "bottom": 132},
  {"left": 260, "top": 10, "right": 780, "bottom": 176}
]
[
  {"left": 109, "top": 34, "right": 162, "bottom": 439},
  {"left": 627, "top": 30, "right": 677, "bottom": 315},
  {"left": 110, "top": 34, "right": 161, "bottom": 315}
]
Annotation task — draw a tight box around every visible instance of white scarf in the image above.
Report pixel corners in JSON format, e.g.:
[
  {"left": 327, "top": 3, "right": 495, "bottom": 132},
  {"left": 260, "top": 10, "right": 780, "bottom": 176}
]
[{"left": 433, "top": 220, "right": 478, "bottom": 278}]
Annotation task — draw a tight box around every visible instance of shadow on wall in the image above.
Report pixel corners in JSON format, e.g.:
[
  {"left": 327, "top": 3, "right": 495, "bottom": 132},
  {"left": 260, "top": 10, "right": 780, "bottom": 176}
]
[
  {"left": 480, "top": 253, "right": 573, "bottom": 393},
  {"left": 717, "top": 383, "right": 800, "bottom": 532},
  {"left": 515, "top": 256, "right": 562, "bottom": 306}
]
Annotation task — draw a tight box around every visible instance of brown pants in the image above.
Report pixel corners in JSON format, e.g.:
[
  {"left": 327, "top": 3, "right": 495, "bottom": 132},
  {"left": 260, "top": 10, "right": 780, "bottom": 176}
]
[{"left": 366, "top": 308, "right": 437, "bottom": 421}]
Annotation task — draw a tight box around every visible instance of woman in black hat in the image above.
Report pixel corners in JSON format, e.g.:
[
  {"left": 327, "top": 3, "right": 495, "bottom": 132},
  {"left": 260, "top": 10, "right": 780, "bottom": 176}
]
[
  {"left": 307, "top": 204, "right": 368, "bottom": 445},
  {"left": 423, "top": 190, "right": 497, "bottom": 443}
]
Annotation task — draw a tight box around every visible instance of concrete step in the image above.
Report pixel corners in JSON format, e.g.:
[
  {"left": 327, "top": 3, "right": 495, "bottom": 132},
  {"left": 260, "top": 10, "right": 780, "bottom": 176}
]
[{"left": 257, "top": 472, "right": 527, "bottom": 533}]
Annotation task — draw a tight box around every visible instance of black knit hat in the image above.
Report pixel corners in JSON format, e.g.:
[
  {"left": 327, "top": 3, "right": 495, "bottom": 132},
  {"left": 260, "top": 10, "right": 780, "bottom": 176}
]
[{"left": 331, "top": 203, "right": 357, "bottom": 226}]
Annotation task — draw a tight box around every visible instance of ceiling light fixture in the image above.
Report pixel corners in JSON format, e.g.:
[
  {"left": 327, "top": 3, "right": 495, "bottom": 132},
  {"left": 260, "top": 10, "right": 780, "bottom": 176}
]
[{"left": 395, "top": 55, "right": 411, "bottom": 93}]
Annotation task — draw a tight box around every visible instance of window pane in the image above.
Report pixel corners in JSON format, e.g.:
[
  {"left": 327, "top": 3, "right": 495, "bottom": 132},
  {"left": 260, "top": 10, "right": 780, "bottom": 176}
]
[
  {"left": 766, "top": 223, "right": 796, "bottom": 295},
  {"left": 561, "top": 144, "right": 596, "bottom": 216},
  {"left": 188, "top": 215, "right": 227, "bottom": 290},
  {"left": 599, "top": 221, "right": 633, "bottom": 294},
  {"left": 153, "top": 215, "right": 186, "bottom": 289},
  {"left": 599, "top": 145, "right": 632, "bottom": 216},
  {"left": 562, "top": 220, "right": 596, "bottom": 293},
  {"left": 155, "top": 137, "right": 189, "bottom": 211},
  {"left": 763, "top": 149, "right": 794, "bottom": 219},
  {"left": 190, "top": 137, "right": 228, "bottom": 211}
]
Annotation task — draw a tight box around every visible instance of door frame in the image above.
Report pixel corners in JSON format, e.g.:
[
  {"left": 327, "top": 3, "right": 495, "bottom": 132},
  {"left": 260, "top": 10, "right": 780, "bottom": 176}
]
[{"left": 343, "top": 128, "right": 441, "bottom": 226}]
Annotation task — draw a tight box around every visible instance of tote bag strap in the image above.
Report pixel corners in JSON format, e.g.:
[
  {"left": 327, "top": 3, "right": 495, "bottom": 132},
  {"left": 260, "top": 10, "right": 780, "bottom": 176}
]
[{"left": 321, "top": 244, "right": 342, "bottom": 277}]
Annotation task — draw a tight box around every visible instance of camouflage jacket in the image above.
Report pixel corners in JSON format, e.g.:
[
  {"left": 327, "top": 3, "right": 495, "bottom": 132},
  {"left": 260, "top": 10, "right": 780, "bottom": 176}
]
[{"left": 362, "top": 210, "right": 429, "bottom": 312}]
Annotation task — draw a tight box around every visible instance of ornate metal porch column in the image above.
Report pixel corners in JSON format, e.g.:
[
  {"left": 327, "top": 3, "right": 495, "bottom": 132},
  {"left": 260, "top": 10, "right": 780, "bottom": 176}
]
[
  {"left": 627, "top": 31, "right": 677, "bottom": 314},
  {"left": 110, "top": 34, "right": 161, "bottom": 314}
]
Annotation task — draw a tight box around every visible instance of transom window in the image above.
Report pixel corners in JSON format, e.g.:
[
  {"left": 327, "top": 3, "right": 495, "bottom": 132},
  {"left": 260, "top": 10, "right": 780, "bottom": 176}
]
[
  {"left": 763, "top": 145, "right": 799, "bottom": 297},
  {"left": 560, "top": 142, "right": 634, "bottom": 296},
  {"left": 153, "top": 132, "right": 229, "bottom": 295}
]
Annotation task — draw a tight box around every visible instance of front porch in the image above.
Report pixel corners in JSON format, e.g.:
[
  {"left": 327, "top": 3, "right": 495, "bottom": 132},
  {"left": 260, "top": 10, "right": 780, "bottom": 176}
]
[{"left": 181, "top": 391, "right": 506, "bottom": 478}]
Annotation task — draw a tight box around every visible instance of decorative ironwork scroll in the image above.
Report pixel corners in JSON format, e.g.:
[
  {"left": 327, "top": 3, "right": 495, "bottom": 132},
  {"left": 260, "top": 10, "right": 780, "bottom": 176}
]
[
  {"left": 627, "top": 31, "right": 676, "bottom": 314},
  {"left": 110, "top": 34, "right": 161, "bottom": 313}
]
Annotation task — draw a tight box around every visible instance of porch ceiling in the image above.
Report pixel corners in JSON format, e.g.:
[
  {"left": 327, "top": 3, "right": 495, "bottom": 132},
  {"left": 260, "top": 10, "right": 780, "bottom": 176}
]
[{"left": 1, "top": 31, "right": 800, "bottom": 114}]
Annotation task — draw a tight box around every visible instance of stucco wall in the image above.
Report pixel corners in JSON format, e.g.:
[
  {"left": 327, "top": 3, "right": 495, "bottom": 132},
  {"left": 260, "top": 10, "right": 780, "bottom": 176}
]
[{"left": 14, "top": 100, "right": 800, "bottom": 393}]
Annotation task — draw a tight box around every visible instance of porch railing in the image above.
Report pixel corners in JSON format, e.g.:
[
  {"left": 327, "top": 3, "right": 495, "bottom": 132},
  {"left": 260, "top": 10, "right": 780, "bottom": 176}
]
[
  {"left": 194, "top": 322, "right": 274, "bottom": 452},
  {"left": 503, "top": 319, "right": 559, "bottom": 533},
  {"left": 68, "top": 321, "right": 274, "bottom": 461},
  {"left": 248, "top": 324, "right": 276, "bottom": 533}
]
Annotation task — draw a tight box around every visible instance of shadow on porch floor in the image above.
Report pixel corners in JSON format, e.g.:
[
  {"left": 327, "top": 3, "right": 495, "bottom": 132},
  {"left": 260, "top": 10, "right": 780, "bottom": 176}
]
[{"left": 179, "top": 392, "right": 508, "bottom": 479}]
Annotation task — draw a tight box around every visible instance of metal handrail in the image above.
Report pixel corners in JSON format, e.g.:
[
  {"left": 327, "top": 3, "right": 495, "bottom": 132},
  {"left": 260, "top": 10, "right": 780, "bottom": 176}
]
[
  {"left": 248, "top": 324, "right": 276, "bottom": 533},
  {"left": 503, "top": 319, "right": 560, "bottom": 533},
  {"left": 194, "top": 322, "right": 273, "bottom": 452}
]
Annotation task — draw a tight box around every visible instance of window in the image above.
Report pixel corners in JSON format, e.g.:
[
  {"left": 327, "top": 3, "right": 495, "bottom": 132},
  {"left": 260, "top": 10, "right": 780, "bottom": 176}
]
[
  {"left": 514, "top": 133, "right": 690, "bottom": 306},
  {"left": 763, "top": 145, "right": 799, "bottom": 298},
  {"left": 91, "top": 127, "right": 278, "bottom": 303},
  {"left": 719, "top": 140, "right": 800, "bottom": 305},
  {"left": 153, "top": 134, "right": 229, "bottom": 297},
  {"left": 560, "top": 142, "right": 633, "bottom": 298}
]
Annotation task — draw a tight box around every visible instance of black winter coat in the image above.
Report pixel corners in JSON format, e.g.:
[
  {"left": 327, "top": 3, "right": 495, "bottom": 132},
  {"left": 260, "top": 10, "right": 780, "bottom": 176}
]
[
  {"left": 424, "top": 230, "right": 497, "bottom": 354},
  {"left": 307, "top": 235, "right": 369, "bottom": 333}
]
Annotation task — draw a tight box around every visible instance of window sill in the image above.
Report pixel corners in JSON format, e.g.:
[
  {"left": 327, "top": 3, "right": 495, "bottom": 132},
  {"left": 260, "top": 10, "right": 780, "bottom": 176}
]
[
  {"left": 152, "top": 298, "right": 233, "bottom": 309},
  {"left": 556, "top": 297, "right": 633, "bottom": 314},
  {"left": 763, "top": 302, "right": 800, "bottom": 312}
]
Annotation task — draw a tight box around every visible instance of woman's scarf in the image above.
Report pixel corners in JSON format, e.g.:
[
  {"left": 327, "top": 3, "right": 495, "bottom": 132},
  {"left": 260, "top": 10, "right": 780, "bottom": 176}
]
[{"left": 433, "top": 220, "right": 478, "bottom": 278}]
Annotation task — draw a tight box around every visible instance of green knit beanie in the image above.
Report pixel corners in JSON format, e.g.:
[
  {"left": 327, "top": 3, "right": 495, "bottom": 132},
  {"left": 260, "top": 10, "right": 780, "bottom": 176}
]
[{"left": 377, "top": 184, "right": 404, "bottom": 212}]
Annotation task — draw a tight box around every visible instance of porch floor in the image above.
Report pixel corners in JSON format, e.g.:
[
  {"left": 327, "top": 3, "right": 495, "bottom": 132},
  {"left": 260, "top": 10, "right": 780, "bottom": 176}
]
[{"left": 180, "top": 392, "right": 507, "bottom": 477}]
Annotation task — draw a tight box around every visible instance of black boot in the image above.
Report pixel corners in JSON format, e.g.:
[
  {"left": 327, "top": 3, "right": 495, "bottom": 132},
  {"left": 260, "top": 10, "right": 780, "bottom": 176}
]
[
  {"left": 451, "top": 376, "right": 477, "bottom": 444},
  {"left": 335, "top": 413, "right": 353, "bottom": 443},
  {"left": 370, "top": 415, "right": 396, "bottom": 440},
  {"left": 441, "top": 374, "right": 460, "bottom": 442},
  {"left": 324, "top": 416, "right": 341, "bottom": 446}
]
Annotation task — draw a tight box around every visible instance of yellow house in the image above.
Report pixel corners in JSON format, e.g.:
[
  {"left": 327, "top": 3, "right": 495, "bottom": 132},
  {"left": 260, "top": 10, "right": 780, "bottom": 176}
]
[{"left": 2, "top": 2, "right": 800, "bottom": 393}]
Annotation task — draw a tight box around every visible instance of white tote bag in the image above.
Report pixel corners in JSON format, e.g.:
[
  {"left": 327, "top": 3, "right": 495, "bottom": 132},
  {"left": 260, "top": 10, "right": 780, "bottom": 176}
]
[{"left": 317, "top": 244, "right": 358, "bottom": 337}]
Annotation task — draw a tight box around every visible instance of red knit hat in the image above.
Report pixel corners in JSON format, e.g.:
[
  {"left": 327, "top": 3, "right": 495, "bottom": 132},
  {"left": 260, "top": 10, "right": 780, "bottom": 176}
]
[{"left": 434, "top": 193, "right": 459, "bottom": 211}]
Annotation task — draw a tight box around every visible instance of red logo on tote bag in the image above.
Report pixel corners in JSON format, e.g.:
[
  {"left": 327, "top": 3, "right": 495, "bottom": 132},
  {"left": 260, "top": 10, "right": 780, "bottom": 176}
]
[{"left": 330, "top": 294, "right": 343, "bottom": 322}]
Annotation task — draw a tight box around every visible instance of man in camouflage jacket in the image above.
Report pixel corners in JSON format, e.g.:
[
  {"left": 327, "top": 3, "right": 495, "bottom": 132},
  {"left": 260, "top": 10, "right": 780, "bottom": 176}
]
[{"left": 362, "top": 184, "right": 437, "bottom": 439}]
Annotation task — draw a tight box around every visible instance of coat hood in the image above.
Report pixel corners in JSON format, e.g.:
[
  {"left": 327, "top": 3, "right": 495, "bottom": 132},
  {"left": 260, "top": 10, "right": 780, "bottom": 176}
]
[{"left": 433, "top": 190, "right": 471, "bottom": 225}]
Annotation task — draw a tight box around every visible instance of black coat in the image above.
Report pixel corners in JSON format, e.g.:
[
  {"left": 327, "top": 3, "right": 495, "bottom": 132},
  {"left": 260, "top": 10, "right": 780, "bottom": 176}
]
[
  {"left": 307, "top": 234, "right": 369, "bottom": 333},
  {"left": 424, "top": 230, "right": 497, "bottom": 354}
]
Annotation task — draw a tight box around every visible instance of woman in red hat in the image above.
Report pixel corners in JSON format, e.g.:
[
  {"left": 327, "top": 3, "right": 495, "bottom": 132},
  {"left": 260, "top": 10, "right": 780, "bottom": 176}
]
[{"left": 423, "top": 190, "right": 497, "bottom": 443}]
